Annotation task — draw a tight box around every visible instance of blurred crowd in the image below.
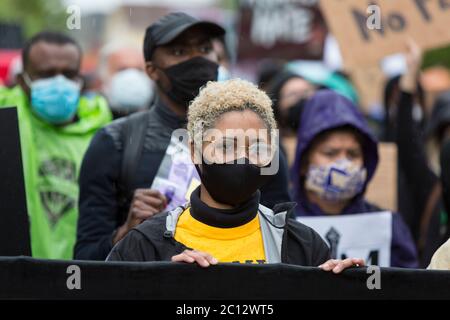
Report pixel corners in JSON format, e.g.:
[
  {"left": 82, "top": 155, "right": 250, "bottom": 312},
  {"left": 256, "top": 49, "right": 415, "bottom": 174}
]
[{"left": 0, "top": 10, "right": 449, "bottom": 270}]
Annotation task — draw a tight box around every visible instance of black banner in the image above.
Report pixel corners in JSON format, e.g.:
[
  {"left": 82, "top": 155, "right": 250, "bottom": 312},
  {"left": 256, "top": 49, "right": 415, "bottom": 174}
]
[
  {"left": 0, "top": 257, "right": 449, "bottom": 300},
  {"left": 0, "top": 107, "right": 31, "bottom": 257}
]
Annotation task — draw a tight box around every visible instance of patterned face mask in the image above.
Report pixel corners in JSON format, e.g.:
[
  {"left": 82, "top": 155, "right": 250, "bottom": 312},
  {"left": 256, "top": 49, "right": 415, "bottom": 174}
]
[{"left": 305, "top": 158, "right": 367, "bottom": 202}]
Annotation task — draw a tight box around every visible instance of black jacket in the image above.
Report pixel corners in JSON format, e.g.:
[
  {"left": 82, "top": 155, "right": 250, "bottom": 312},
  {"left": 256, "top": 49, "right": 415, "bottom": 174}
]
[
  {"left": 75, "top": 99, "right": 291, "bottom": 260},
  {"left": 396, "top": 92, "right": 448, "bottom": 266},
  {"left": 106, "top": 203, "right": 331, "bottom": 266}
]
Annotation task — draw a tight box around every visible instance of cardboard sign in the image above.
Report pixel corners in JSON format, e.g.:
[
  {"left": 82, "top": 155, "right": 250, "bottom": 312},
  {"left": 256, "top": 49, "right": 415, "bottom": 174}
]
[
  {"left": 297, "top": 212, "right": 393, "bottom": 266},
  {"left": 365, "top": 143, "right": 398, "bottom": 212},
  {"left": 0, "top": 107, "right": 31, "bottom": 256},
  {"left": 320, "top": 0, "right": 450, "bottom": 67}
]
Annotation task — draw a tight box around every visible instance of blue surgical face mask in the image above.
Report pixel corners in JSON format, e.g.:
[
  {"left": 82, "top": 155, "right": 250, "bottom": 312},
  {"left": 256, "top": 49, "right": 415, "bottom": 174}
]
[
  {"left": 23, "top": 73, "right": 81, "bottom": 124},
  {"left": 305, "top": 158, "right": 367, "bottom": 202}
]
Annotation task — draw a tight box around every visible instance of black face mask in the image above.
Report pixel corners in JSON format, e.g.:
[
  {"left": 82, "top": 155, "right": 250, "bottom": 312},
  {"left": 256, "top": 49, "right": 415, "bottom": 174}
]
[
  {"left": 195, "top": 157, "right": 272, "bottom": 206},
  {"left": 282, "top": 98, "right": 307, "bottom": 132},
  {"left": 159, "top": 56, "right": 218, "bottom": 108}
]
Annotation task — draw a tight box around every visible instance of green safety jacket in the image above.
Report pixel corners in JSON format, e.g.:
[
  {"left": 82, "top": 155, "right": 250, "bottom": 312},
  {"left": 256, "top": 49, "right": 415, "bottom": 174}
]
[{"left": 0, "top": 86, "right": 112, "bottom": 259}]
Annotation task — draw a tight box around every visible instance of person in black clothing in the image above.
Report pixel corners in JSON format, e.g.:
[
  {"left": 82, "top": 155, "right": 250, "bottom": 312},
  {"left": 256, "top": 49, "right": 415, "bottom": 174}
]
[
  {"left": 267, "top": 71, "right": 318, "bottom": 138},
  {"left": 381, "top": 73, "right": 427, "bottom": 252},
  {"left": 396, "top": 40, "right": 450, "bottom": 267},
  {"left": 256, "top": 59, "right": 286, "bottom": 93},
  {"left": 441, "top": 140, "right": 450, "bottom": 217},
  {"left": 107, "top": 78, "right": 364, "bottom": 273},
  {"left": 382, "top": 75, "right": 426, "bottom": 143},
  {"left": 75, "top": 13, "right": 291, "bottom": 261}
]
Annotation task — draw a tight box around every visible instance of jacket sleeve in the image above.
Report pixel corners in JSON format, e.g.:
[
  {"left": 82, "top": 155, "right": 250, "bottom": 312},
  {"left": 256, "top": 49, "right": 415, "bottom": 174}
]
[
  {"left": 284, "top": 218, "right": 331, "bottom": 266},
  {"left": 390, "top": 213, "right": 419, "bottom": 268},
  {"left": 396, "top": 91, "right": 439, "bottom": 232},
  {"left": 259, "top": 149, "right": 291, "bottom": 209},
  {"left": 74, "top": 128, "right": 122, "bottom": 260},
  {"left": 106, "top": 229, "right": 156, "bottom": 262},
  {"left": 309, "top": 227, "right": 331, "bottom": 266}
]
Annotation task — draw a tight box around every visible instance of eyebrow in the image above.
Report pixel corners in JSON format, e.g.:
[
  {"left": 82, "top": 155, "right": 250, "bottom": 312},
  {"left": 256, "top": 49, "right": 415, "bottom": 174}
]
[
  {"left": 33, "top": 66, "right": 79, "bottom": 75},
  {"left": 321, "top": 146, "right": 361, "bottom": 152}
]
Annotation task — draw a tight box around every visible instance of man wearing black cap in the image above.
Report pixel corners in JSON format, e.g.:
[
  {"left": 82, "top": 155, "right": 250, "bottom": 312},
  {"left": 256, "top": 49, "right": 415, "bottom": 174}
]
[
  {"left": 142, "top": 12, "right": 225, "bottom": 113},
  {"left": 74, "top": 12, "right": 291, "bottom": 260}
]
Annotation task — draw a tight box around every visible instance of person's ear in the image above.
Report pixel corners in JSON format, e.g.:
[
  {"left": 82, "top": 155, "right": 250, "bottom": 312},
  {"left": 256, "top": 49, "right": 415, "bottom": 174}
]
[
  {"left": 17, "top": 72, "right": 25, "bottom": 87},
  {"left": 145, "top": 61, "right": 159, "bottom": 82},
  {"left": 17, "top": 73, "right": 30, "bottom": 97}
]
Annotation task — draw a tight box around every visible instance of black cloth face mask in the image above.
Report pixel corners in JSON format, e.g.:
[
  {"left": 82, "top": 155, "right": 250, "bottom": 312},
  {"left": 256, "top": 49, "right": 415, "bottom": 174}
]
[
  {"left": 195, "top": 157, "right": 272, "bottom": 206},
  {"left": 282, "top": 97, "right": 307, "bottom": 132},
  {"left": 159, "top": 56, "right": 218, "bottom": 108}
]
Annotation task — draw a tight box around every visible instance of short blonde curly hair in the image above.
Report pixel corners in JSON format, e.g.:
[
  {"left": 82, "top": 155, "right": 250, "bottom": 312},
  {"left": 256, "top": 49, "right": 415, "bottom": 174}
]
[{"left": 187, "top": 79, "right": 277, "bottom": 144}]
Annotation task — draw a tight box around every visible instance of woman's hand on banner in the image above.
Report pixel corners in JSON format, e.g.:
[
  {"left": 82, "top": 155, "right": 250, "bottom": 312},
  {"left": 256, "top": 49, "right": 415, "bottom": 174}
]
[
  {"left": 171, "top": 249, "right": 219, "bottom": 268},
  {"left": 319, "top": 258, "right": 365, "bottom": 274}
]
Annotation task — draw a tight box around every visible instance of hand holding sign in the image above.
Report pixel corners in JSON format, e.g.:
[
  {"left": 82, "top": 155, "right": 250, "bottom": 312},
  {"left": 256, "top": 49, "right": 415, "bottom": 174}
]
[
  {"left": 151, "top": 133, "right": 201, "bottom": 212},
  {"left": 112, "top": 189, "right": 167, "bottom": 244},
  {"left": 400, "top": 39, "right": 423, "bottom": 93}
]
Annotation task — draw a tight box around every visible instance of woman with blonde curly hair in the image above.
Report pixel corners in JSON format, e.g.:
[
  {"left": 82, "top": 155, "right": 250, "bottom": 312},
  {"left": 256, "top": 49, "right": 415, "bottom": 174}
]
[{"left": 107, "top": 79, "right": 364, "bottom": 273}]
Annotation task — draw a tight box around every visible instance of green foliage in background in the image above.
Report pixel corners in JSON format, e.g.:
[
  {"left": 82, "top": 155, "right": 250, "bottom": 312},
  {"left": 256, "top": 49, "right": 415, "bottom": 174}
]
[
  {"left": 0, "top": 0, "right": 67, "bottom": 39},
  {"left": 221, "top": 0, "right": 240, "bottom": 10},
  {"left": 423, "top": 44, "right": 450, "bottom": 70}
]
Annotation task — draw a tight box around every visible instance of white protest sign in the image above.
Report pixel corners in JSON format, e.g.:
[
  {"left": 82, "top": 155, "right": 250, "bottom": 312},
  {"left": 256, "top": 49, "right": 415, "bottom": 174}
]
[{"left": 297, "top": 212, "right": 393, "bottom": 266}]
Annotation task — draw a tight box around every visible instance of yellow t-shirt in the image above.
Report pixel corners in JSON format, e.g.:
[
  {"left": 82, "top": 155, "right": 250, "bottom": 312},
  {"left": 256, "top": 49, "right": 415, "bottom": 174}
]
[{"left": 174, "top": 208, "right": 266, "bottom": 264}]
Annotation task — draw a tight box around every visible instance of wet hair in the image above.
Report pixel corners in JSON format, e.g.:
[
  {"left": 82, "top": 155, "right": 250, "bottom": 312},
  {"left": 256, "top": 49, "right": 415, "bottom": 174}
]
[{"left": 22, "top": 31, "right": 82, "bottom": 69}]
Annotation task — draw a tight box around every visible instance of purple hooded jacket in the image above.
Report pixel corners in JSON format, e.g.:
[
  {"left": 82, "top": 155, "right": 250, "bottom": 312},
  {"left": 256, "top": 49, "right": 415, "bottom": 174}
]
[{"left": 291, "top": 90, "right": 418, "bottom": 268}]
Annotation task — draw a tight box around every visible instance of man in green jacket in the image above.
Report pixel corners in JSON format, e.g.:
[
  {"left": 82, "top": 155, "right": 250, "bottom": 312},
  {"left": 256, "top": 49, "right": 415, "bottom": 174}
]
[{"left": 0, "top": 31, "right": 111, "bottom": 259}]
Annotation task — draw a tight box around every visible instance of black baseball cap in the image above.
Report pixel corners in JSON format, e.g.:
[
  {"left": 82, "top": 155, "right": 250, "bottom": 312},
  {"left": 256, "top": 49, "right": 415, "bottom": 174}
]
[{"left": 143, "top": 12, "right": 225, "bottom": 61}]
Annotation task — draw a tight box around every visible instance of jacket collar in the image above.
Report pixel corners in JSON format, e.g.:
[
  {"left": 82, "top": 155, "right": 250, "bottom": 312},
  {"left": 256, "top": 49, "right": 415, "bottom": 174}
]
[
  {"left": 152, "top": 96, "right": 187, "bottom": 130},
  {"left": 189, "top": 186, "right": 260, "bottom": 228}
]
